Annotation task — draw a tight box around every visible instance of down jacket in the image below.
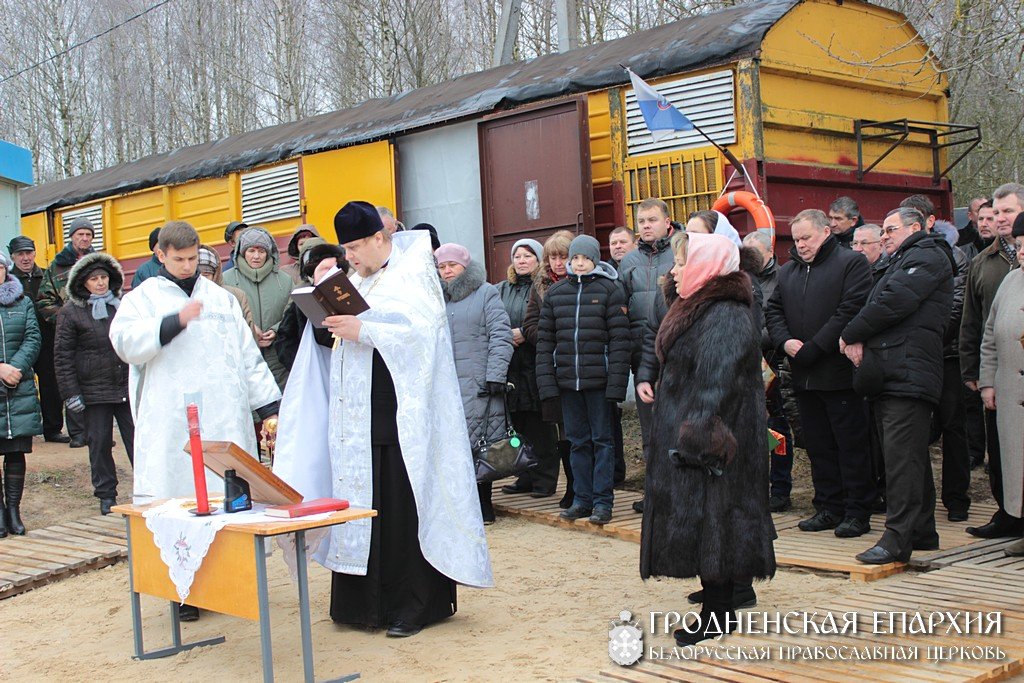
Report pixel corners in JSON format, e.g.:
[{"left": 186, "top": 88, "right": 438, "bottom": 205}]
[
  {"left": 639, "top": 270, "right": 775, "bottom": 582},
  {"left": 0, "top": 275, "right": 43, "bottom": 440},
  {"left": 841, "top": 230, "right": 955, "bottom": 404},
  {"left": 766, "top": 235, "right": 872, "bottom": 392},
  {"left": 535, "top": 262, "right": 630, "bottom": 402},
  {"left": 37, "top": 243, "right": 94, "bottom": 325},
  {"left": 441, "top": 261, "right": 514, "bottom": 447},
  {"left": 54, "top": 253, "right": 129, "bottom": 406}
]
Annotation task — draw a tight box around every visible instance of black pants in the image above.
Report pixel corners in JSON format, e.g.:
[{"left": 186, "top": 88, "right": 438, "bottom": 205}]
[
  {"left": 867, "top": 400, "right": 886, "bottom": 494},
  {"left": 35, "top": 348, "right": 64, "bottom": 437},
  {"left": 766, "top": 378, "right": 793, "bottom": 498},
  {"left": 83, "top": 402, "right": 135, "bottom": 499},
  {"left": 331, "top": 443, "right": 456, "bottom": 628},
  {"left": 510, "top": 409, "right": 560, "bottom": 494},
  {"left": 796, "top": 389, "right": 876, "bottom": 520},
  {"left": 877, "top": 397, "right": 937, "bottom": 559},
  {"left": 612, "top": 403, "right": 625, "bottom": 485},
  {"left": 935, "top": 359, "right": 970, "bottom": 514},
  {"left": 963, "top": 384, "right": 987, "bottom": 465},
  {"left": 986, "top": 408, "right": 1004, "bottom": 509}
]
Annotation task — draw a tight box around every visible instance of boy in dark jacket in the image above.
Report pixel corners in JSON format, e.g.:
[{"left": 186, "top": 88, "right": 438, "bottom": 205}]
[{"left": 536, "top": 235, "right": 630, "bottom": 524}]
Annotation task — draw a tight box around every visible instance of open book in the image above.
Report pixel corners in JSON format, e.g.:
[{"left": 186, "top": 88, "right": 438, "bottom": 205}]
[{"left": 291, "top": 268, "right": 370, "bottom": 328}]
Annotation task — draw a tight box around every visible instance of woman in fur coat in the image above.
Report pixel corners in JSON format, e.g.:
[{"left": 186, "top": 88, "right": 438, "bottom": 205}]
[
  {"left": 639, "top": 232, "right": 775, "bottom": 646},
  {"left": 436, "top": 243, "right": 514, "bottom": 523}
]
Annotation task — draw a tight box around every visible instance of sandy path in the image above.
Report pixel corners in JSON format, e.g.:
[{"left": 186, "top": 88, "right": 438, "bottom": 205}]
[{"left": 1, "top": 516, "right": 850, "bottom": 682}]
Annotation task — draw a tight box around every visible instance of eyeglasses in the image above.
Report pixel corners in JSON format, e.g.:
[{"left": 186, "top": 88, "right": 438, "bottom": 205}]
[
  {"left": 852, "top": 240, "right": 881, "bottom": 247},
  {"left": 882, "top": 225, "right": 907, "bottom": 235}
]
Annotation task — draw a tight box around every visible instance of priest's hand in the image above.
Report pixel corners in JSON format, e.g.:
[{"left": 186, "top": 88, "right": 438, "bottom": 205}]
[
  {"left": 179, "top": 300, "right": 203, "bottom": 327},
  {"left": 325, "top": 314, "right": 362, "bottom": 341}
]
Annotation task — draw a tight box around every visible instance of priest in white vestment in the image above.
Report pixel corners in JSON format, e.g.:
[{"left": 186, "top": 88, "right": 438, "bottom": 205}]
[{"left": 273, "top": 201, "right": 493, "bottom": 638}]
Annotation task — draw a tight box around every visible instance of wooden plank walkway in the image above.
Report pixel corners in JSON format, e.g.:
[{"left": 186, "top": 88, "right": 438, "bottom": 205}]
[
  {"left": 583, "top": 564, "right": 1024, "bottom": 683},
  {"left": 493, "top": 483, "right": 1000, "bottom": 582},
  {"left": 0, "top": 514, "right": 127, "bottom": 599}
]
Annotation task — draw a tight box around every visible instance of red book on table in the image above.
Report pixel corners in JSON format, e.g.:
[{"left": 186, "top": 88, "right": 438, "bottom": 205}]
[{"left": 265, "top": 498, "right": 350, "bottom": 518}]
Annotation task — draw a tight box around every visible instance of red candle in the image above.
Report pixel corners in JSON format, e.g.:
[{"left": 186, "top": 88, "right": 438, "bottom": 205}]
[{"left": 186, "top": 403, "right": 210, "bottom": 514}]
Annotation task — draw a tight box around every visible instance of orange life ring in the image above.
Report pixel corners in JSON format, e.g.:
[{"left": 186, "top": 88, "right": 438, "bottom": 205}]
[{"left": 713, "top": 191, "right": 776, "bottom": 244}]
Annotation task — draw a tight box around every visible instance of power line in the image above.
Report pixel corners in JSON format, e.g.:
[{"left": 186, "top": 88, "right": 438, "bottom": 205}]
[{"left": 0, "top": 0, "right": 174, "bottom": 84}]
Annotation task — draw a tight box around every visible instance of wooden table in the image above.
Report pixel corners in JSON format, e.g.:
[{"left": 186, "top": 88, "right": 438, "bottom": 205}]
[{"left": 112, "top": 502, "right": 376, "bottom": 682}]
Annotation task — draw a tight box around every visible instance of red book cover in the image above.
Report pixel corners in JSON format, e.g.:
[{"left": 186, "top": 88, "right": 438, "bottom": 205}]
[{"left": 265, "top": 498, "right": 350, "bottom": 518}]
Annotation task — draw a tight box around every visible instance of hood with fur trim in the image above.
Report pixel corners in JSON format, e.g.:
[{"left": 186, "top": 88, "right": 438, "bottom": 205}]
[
  {"left": 441, "top": 260, "right": 486, "bottom": 303},
  {"left": 65, "top": 252, "right": 124, "bottom": 306}
]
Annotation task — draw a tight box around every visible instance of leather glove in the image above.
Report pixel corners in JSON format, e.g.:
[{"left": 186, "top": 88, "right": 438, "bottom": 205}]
[
  {"left": 65, "top": 395, "right": 85, "bottom": 413},
  {"left": 478, "top": 381, "right": 506, "bottom": 397}
]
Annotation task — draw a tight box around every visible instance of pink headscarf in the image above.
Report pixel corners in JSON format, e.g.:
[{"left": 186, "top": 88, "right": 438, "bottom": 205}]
[{"left": 675, "top": 233, "right": 740, "bottom": 299}]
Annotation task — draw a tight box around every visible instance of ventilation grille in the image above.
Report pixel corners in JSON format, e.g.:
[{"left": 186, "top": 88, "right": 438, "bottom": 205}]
[
  {"left": 625, "top": 70, "right": 736, "bottom": 156},
  {"left": 240, "top": 163, "right": 301, "bottom": 224},
  {"left": 60, "top": 205, "right": 104, "bottom": 251}
]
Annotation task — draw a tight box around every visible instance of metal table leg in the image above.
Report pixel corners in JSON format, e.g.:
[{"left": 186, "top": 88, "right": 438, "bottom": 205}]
[
  {"left": 255, "top": 535, "right": 274, "bottom": 682},
  {"left": 125, "top": 515, "right": 225, "bottom": 660},
  {"left": 295, "top": 530, "right": 315, "bottom": 683}
]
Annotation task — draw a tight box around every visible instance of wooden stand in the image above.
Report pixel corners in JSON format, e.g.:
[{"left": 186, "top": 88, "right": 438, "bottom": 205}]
[{"left": 112, "top": 503, "right": 376, "bottom": 682}]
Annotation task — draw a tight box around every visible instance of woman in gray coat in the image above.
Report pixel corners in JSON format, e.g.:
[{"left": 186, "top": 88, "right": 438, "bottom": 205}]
[{"left": 437, "top": 243, "right": 513, "bottom": 523}]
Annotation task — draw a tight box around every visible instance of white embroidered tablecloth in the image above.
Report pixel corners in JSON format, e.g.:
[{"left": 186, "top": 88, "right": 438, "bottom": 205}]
[{"left": 143, "top": 499, "right": 331, "bottom": 603}]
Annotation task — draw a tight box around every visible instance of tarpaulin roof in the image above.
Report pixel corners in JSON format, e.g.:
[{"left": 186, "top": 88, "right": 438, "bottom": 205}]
[{"left": 21, "top": 0, "right": 799, "bottom": 215}]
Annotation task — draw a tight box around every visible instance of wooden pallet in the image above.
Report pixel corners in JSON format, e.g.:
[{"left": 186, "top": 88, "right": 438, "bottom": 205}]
[
  {"left": 494, "top": 487, "right": 999, "bottom": 582},
  {"left": 0, "top": 514, "right": 127, "bottom": 599},
  {"left": 582, "top": 565, "right": 1024, "bottom": 683}
]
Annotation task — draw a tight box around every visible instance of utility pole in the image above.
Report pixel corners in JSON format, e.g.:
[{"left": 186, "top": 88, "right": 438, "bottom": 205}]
[{"left": 555, "top": 0, "right": 578, "bottom": 53}]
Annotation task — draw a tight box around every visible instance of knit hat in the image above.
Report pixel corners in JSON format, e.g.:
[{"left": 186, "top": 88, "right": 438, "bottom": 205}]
[
  {"left": 1013, "top": 212, "right": 1024, "bottom": 239},
  {"left": 434, "top": 243, "right": 471, "bottom": 268},
  {"left": 411, "top": 223, "right": 441, "bottom": 251},
  {"left": 334, "top": 201, "right": 383, "bottom": 244},
  {"left": 8, "top": 236, "right": 34, "bottom": 254},
  {"left": 148, "top": 227, "right": 162, "bottom": 251},
  {"left": 510, "top": 238, "right": 543, "bottom": 261},
  {"left": 237, "top": 227, "right": 275, "bottom": 255},
  {"left": 224, "top": 220, "right": 248, "bottom": 242},
  {"left": 68, "top": 217, "right": 95, "bottom": 237},
  {"left": 568, "top": 234, "right": 601, "bottom": 268}
]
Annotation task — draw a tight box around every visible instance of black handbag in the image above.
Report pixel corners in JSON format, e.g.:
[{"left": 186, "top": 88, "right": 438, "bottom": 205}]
[{"left": 473, "top": 393, "right": 539, "bottom": 484}]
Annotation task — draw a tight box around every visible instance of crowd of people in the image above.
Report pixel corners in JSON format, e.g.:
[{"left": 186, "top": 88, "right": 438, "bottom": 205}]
[{"left": 0, "top": 184, "right": 1021, "bottom": 646}]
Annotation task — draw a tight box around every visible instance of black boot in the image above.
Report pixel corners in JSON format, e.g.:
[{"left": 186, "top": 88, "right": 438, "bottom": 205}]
[
  {"left": 675, "top": 580, "right": 736, "bottom": 646},
  {"left": 558, "top": 441, "right": 574, "bottom": 509},
  {"left": 0, "top": 470, "right": 7, "bottom": 539},
  {"left": 5, "top": 464, "right": 26, "bottom": 536},
  {"left": 478, "top": 482, "right": 495, "bottom": 524}
]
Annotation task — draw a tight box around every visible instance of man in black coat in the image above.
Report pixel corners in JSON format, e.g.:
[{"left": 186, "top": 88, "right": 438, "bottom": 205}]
[
  {"left": 766, "top": 209, "right": 874, "bottom": 538},
  {"left": 841, "top": 207, "right": 955, "bottom": 564},
  {"left": 828, "top": 196, "right": 865, "bottom": 249}
]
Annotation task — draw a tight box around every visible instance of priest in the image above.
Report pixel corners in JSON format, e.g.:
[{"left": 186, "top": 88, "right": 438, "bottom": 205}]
[{"left": 273, "top": 201, "right": 493, "bottom": 638}]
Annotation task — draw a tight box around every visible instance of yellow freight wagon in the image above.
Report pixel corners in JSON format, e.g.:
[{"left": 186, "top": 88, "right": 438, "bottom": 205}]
[{"left": 21, "top": 0, "right": 964, "bottom": 279}]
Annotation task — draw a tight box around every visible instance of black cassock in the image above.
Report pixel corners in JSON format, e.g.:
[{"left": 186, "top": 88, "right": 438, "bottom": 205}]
[{"left": 329, "top": 350, "right": 457, "bottom": 628}]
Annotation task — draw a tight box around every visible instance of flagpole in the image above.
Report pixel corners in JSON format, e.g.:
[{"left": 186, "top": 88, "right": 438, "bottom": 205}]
[{"left": 621, "top": 65, "right": 760, "bottom": 199}]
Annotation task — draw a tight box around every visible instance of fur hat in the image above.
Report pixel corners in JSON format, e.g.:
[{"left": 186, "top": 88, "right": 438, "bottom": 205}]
[
  {"left": 435, "top": 243, "right": 471, "bottom": 268},
  {"left": 568, "top": 234, "right": 601, "bottom": 266},
  {"left": 334, "top": 201, "right": 383, "bottom": 244},
  {"left": 301, "top": 242, "right": 348, "bottom": 280}
]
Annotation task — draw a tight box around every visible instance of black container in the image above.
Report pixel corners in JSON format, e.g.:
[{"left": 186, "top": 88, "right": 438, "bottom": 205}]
[{"left": 223, "top": 469, "right": 252, "bottom": 513}]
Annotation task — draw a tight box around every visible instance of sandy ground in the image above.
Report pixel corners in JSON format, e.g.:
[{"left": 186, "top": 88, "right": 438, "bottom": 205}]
[{"left": 0, "top": 411, "right": 1001, "bottom": 681}]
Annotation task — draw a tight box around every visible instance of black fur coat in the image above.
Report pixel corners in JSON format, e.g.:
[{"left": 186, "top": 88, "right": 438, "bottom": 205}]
[{"left": 639, "top": 271, "right": 776, "bottom": 583}]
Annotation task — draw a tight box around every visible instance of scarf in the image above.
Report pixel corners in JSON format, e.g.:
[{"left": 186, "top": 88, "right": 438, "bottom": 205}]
[
  {"left": 999, "top": 236, "right": 1017, "bottom": 262},
  {"left": 158, "top": 266, "right": 199, "bottom": 296},
  {"left": 88, "top": 291, "right": 120, "bottom": 320},
  {"left": 675, "top": 233, "right": 740, "bottom": 299},
  {"left": 234, "top": 257, "right": 276, "bottom": 284}
]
